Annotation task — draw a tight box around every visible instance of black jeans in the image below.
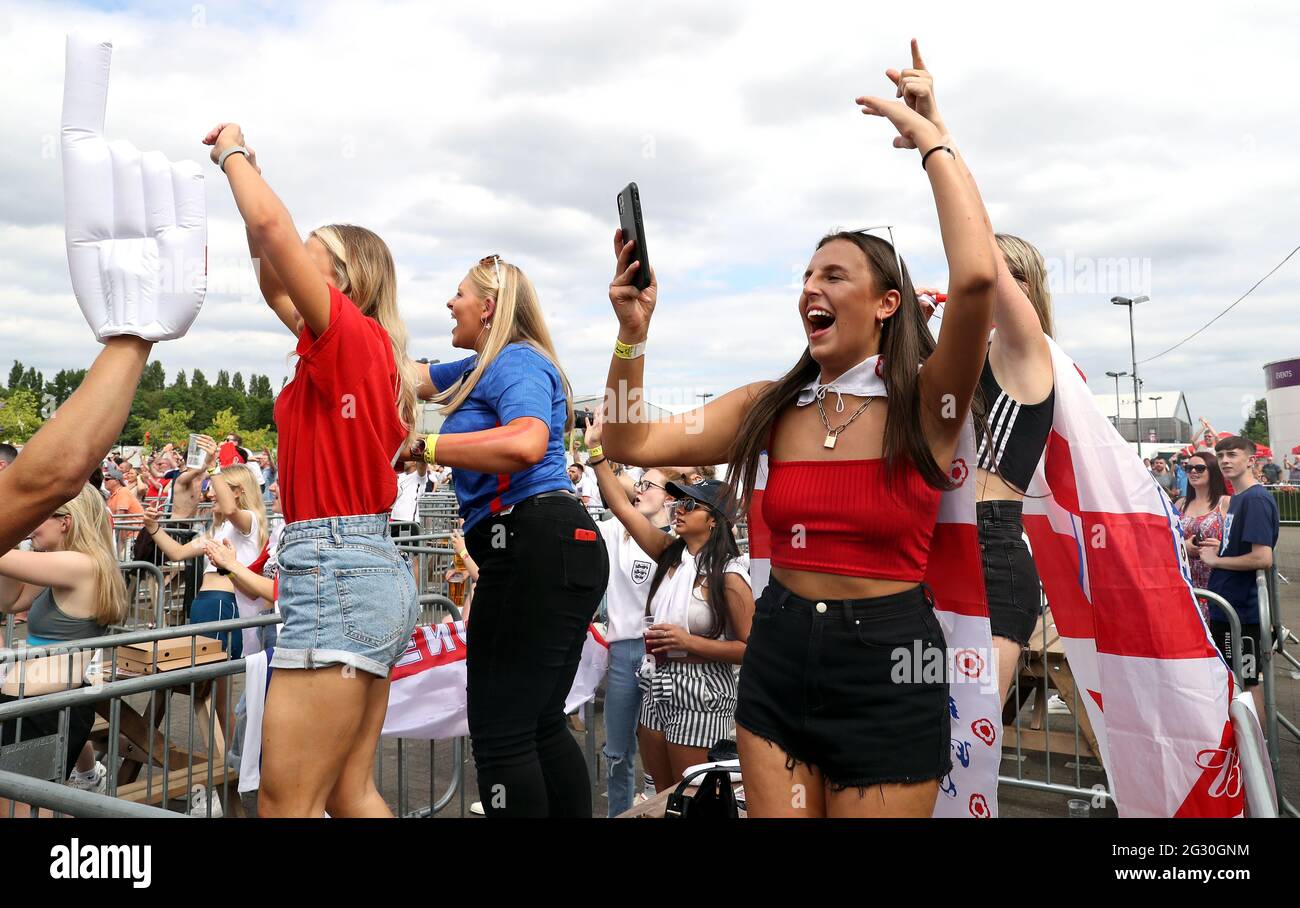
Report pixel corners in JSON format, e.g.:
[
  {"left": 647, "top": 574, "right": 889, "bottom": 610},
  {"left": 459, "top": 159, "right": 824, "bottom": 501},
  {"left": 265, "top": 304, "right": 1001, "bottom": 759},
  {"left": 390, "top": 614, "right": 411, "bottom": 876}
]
[{"left": 464, "top": 495, "right": 609, "bottom": 817}]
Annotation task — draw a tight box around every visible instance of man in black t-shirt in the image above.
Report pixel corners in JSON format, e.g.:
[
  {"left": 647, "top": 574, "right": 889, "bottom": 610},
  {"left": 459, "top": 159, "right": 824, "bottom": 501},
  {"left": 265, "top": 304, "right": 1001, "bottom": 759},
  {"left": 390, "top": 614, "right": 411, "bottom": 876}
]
[
  {"left": 1260, "top": 459, "right": 1282, "bottom": 485},
  {"left": 1200, "top": 436, "right": 1279, "bottom": 714}
]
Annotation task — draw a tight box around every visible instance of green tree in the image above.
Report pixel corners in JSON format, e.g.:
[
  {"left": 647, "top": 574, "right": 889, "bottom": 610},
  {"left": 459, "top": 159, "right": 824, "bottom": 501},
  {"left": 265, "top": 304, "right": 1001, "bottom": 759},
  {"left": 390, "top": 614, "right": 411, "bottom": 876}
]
[
  {"left": 0, "top": 389, "right": 46, "bottom": 442},
  {"left": 171, "top": 370, "right": 188, "bottom": 391},
  {"left": 7, "top": 361, "right": 23, "bottom": 391},
  {"left": 21, "top": 367, "right": 44, "bottom": 395},
  {"left": 137, "top": 408, "right": 195, "bottom": 450},
  {"left": 240, "top": 427, "right": 277, "bottom": 452},
  {"left": 46, "top": 368, "right": 87, "bottom": 406},
  {"left": 1242, "top": 398, "right": 1269, "bottom": 446},
  {"left": 140, "top": 361, "right": 166, "bottom": 391},
  {"left": 191, "top": 369, "right": 209, "bottom": 391},
  {"left": 216, "top": 370, "right": 230, "bottom": 390},
  {"left": 232, "top": 372, "right": 246, "bottom": 395},
  {"left": 203, "top": 407, "right": 242, "bottom": 441}
]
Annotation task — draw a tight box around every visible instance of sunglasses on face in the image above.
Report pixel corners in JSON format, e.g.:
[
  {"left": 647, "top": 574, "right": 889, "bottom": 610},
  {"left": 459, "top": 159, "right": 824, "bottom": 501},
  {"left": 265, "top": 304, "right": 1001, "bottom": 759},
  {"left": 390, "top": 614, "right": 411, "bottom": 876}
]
[
  {"left": 672, "top": 498, "right": 711, "bottom": 515},
  {"left": 1186, "top": 464, "right": 1208, "bottom": 474}
]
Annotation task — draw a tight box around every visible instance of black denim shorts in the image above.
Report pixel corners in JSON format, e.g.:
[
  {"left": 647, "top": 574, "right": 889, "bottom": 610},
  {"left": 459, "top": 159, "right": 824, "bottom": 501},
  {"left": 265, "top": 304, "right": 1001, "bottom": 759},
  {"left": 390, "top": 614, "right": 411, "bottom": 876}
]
[
  {"left": 978, "top": 500, "right": 1043, "bottom": 647},
  {"left": 735, "top": 577, "right": 951, "bottom": 789}
]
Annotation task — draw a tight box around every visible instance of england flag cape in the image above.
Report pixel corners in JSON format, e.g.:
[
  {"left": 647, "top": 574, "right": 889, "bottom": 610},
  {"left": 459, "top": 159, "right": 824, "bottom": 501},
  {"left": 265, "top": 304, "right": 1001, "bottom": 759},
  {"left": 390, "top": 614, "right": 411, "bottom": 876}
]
[
  {"left": 747, "top": 353, "right": 1002, "bottom": 818},
  {"left": 238, "top": 623, "right": 609, "bottom": 793},
  {"left": 1021, "top": 337, "right": 1255, "bottom": 817}
]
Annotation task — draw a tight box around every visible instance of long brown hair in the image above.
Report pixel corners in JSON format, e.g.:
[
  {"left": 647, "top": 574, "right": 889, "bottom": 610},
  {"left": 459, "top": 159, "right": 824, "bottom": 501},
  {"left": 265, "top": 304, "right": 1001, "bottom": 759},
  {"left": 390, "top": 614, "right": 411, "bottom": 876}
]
[{"left": 727, "top": 231, "right": 949, "bottom": 518}]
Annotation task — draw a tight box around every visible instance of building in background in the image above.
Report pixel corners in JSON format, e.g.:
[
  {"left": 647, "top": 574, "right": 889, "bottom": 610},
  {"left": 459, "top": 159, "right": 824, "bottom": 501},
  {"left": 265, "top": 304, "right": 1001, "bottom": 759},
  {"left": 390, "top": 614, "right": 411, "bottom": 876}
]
[
  {"left": 1092, "top": 388, "right": 1194, "bottom": 460},
  {"left": 1265, "top": 356, "right": 1300, "bottom": 467}
]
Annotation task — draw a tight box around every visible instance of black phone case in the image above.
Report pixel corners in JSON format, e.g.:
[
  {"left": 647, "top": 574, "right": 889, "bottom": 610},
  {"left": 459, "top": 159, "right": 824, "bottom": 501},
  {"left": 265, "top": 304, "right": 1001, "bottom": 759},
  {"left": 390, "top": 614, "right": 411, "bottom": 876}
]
[{"left": 617, "top": 183, "right": 651, "bottom": 291}]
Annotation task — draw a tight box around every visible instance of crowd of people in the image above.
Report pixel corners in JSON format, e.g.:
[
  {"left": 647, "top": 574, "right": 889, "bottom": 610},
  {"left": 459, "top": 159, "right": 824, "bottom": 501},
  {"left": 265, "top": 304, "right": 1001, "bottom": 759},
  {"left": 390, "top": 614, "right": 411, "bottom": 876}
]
[{"left": 0, "top": 38, "right": 1287, "bottom": 821}]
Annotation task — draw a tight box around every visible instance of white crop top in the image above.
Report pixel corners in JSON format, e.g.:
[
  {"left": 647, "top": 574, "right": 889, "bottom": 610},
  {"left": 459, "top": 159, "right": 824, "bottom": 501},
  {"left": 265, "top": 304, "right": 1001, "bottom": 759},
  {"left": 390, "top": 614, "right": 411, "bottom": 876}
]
[
  {"left": 204, "top": 511, "right": 263, "bottom": 575},
  {"left": 648, "top": 551, "right": 751, "bottom": 642}
]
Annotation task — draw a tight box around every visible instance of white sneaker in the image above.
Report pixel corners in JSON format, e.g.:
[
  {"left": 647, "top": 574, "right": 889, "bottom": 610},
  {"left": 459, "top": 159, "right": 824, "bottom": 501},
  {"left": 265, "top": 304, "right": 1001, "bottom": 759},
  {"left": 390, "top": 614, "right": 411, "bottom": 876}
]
[
  {"left": 469, "top": 800, "right": 485, "bottom": 816},
  {"left": 1047, "top": 694, "right": 1071, "bottom": 715},
  {"left": 188, "top": 784, "right": 224, "bottom": 818},
  {"left": 66, "top": 761, "right": 107, "bottom": 794}
]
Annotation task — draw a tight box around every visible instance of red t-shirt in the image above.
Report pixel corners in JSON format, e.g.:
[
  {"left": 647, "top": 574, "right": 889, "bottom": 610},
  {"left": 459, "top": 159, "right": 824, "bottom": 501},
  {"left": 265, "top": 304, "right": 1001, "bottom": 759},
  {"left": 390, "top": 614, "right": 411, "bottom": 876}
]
[{"left": 273, "top": 286, "right": 406, "bottom": 524}]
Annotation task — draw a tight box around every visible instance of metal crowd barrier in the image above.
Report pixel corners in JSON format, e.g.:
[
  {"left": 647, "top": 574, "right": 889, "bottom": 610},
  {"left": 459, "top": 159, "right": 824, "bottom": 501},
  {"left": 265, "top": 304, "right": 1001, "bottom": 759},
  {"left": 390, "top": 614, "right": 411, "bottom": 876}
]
[{"left": 1257, "top": 567, "right": 1299, "bottom": 817}]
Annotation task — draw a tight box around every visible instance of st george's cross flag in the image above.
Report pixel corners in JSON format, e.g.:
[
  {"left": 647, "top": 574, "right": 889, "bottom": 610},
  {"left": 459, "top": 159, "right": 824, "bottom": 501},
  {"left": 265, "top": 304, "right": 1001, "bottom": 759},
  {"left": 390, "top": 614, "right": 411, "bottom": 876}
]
[{"left": 1020, "top": 337, "right": 1262, "bottom": 816}]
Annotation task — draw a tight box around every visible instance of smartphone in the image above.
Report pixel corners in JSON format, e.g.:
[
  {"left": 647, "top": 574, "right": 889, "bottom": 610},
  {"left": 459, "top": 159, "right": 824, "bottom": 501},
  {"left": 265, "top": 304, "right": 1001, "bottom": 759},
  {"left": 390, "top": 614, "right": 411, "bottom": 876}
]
[
  {"left": 185, "top": 434, "right": 206, "bottom": 471},
  {"left": 617, "top": 182, "right": 651, "bottom": 291}
]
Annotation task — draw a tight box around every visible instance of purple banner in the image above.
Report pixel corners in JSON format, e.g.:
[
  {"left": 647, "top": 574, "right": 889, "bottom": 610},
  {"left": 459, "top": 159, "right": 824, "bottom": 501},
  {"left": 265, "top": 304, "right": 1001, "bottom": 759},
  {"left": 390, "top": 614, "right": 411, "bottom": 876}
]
[{"left": 1265, "top": 358, "right": 1300, "bottom": 391}]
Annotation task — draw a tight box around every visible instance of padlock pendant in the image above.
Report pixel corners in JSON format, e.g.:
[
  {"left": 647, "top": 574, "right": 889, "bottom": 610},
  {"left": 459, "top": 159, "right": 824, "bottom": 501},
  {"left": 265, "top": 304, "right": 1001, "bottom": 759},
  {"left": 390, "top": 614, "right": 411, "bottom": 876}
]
[{"left": 823, "top": 433, "right": 838, "bottom": 449}]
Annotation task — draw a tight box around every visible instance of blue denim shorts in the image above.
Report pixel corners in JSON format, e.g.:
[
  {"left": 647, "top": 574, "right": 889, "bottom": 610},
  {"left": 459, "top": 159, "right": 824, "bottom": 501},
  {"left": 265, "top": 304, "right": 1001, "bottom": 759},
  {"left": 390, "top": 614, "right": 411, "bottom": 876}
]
[{"left": 271, "top": 514, "right": 419, "bottom": 678}]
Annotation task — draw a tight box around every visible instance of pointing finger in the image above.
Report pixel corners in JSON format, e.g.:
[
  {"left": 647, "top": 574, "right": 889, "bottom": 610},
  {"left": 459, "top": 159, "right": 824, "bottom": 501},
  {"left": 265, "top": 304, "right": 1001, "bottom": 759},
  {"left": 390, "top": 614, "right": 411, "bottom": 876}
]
[
  {"left": 62, "top": 35, "right": 111, "bottom": 139},
  {"left": 911, "top": 37, "right": 926, "bottom": 71}
]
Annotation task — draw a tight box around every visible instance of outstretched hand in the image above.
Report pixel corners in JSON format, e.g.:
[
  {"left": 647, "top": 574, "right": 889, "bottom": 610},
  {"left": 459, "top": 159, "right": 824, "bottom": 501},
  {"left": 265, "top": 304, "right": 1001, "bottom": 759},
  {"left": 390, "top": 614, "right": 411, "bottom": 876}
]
[
  {"left": 855, "top": 91, "right": 943, "bottom": 155},
  {"left": 884, "top": 39, "right": 947, "bottom": 149}
]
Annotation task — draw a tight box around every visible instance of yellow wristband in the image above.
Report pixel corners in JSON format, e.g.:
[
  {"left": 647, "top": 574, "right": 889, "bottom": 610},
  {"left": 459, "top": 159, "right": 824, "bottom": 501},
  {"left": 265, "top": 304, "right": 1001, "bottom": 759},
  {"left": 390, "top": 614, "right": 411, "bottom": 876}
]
[
  {"left": 588, "top": 445, "right": 604, "bottom": 461},
  {"left": 614, "top": 338, "right": 646, "bottom": 360},
  {"left": 423, "top": 434, "right": 439, "bottom": 465}
]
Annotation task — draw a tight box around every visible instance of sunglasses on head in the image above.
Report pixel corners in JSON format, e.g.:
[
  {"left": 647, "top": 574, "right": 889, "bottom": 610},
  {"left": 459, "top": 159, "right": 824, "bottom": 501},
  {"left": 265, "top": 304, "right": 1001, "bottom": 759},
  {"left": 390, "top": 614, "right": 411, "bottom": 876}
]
[
  {"left": 479, "top": 254, "right": 504, "bottom": 288},
  {"left": 852, "top": 225, "right": 905, "bottom": 289}
]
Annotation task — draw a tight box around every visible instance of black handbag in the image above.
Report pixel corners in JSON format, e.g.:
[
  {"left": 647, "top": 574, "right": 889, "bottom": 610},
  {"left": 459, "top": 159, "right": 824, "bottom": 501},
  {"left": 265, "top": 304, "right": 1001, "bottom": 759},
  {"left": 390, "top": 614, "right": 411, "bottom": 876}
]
[{"left": 664, "top": 763, "right": 739, "bottom": 819}]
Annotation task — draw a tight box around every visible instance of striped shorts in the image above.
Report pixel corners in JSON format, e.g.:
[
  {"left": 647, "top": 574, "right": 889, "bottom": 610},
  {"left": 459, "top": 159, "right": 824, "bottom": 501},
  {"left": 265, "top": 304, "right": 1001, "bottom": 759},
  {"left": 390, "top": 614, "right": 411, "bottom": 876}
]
[{"left": 638, "top": 660, "right": 738, "bottom": 749}]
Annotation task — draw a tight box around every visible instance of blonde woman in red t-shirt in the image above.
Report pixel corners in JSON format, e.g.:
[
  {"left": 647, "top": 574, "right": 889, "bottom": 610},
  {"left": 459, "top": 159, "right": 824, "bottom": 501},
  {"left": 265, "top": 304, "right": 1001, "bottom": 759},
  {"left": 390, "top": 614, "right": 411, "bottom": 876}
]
[{"left": 203, "top": 124, "right": 422, "bottom": 818}]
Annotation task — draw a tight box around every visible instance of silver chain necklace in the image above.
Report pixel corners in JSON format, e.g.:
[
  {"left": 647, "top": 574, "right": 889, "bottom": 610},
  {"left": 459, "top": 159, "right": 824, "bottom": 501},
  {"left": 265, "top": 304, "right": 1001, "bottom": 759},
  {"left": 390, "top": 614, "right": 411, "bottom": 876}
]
[{"left": 815, "top": 393, "right": 873, "bottom": 449}]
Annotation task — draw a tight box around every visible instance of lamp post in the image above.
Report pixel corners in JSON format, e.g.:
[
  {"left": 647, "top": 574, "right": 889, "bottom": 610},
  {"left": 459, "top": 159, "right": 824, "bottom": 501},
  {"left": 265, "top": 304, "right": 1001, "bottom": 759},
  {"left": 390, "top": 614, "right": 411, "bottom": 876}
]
[
  {"left": 1112, "top": 295, "right": 1149, "bottom": 454},
  {"left": 1148, "top": 395, "right": 1163, "bottom": 444},
  {"left": 698, "top": 393, "right": 714, "bottom": 405},
  {"left": 1106, "top": 370, "right": 1128, "bottom": 435}
]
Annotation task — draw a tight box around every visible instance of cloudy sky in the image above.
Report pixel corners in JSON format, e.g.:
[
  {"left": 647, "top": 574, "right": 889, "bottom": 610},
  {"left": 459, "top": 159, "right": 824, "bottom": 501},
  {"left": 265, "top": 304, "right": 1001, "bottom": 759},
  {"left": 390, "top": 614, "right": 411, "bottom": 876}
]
[{"left": 2, "top": 0, "right": 1297, "bottom": 436}]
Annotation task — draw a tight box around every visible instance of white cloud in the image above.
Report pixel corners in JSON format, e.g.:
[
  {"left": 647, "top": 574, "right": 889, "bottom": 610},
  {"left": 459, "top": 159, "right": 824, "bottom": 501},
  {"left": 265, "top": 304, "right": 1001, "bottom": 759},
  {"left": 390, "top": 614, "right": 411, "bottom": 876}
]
[{"left": 1, "top": 0, "right": 1297, "bottom": 439}]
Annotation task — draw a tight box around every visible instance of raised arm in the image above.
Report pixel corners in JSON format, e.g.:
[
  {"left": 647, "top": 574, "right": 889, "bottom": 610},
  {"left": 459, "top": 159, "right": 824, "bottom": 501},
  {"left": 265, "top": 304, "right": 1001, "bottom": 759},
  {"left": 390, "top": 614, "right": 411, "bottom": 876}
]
[
  {"left": 585, "top": 414, "right": 673, "bottom": 560},
  {"left": 0, "top": 337, "right": 152, "bottom": 555},
  {"left": 889, "top": 40, "right": 1048, "bottom": 364},
  {"left": 203, "top": 124, "right": 332, "bottom": 337},
  {"left": 857, "top": 64, "right": 996, "bottom": 456},
  {"left": 600, "top": 231, "right": 769, "bottom": 467}
]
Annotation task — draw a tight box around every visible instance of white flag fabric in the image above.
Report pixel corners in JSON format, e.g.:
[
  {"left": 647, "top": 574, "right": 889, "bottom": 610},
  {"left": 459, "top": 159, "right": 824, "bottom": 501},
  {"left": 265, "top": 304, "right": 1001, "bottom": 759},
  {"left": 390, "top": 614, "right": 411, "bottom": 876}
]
[{"left": 238, "top": 622, "right": 610, "bottom": 792}]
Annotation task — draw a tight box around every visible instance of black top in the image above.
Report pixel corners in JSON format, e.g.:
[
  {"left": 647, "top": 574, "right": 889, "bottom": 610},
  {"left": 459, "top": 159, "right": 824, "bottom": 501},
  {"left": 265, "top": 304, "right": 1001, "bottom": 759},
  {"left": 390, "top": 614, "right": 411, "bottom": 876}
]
[{"left": 976, "top": 355, "right": 1055, "bottom": 494}]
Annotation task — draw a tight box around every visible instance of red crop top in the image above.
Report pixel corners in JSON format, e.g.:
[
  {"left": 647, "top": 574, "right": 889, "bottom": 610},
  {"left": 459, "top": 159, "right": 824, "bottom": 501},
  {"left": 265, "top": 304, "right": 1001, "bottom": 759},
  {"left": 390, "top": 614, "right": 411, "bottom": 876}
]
[{"left": 761, "top": 457, "right": 943, "bottom": 581}]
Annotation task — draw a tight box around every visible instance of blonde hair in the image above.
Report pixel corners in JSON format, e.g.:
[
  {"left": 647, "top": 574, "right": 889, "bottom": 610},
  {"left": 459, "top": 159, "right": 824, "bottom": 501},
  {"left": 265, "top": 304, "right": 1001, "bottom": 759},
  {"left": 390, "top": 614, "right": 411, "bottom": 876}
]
[
  {"left": 996, "top": 233, "right": 1054, "bottom": 339},
  {"left": 434, "top": 257, "right": 574, "bottom": 432},
  {"left": 55, "top": 485, "right": 127, "bottom": 627},
  {"left": 212, "top": 464, "right": 270, "bottom": 550},
  {"left": 309, "top": 224, "right": 422, "bottom": 436}
]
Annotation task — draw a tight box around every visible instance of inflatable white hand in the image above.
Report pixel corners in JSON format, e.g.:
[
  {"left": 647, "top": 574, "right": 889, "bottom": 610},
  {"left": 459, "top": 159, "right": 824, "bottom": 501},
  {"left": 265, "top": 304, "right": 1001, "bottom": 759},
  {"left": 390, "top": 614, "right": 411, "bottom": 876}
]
[{"left": 61, "top": 35, "right": 207, "bottom": 342}]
